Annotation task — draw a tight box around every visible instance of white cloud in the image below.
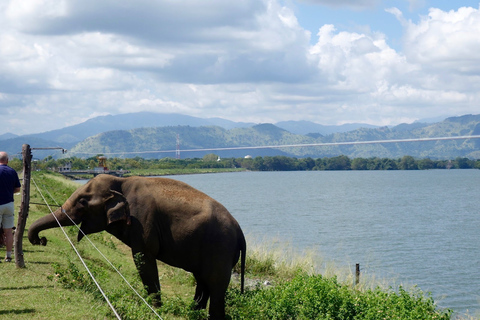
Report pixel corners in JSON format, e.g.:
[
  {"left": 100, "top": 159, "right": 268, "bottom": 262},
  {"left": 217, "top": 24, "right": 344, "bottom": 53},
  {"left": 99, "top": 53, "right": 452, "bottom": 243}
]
[
  {"left": 6, "top": 0, "right": 264, "bottom": 41},
  {"left": 385, "top": 7, "right": 408, "bottom": 27},
  {"left": 387, "top": 5, "right": 480, "bottom": 99},
  {"left": 1, "top": 1, "right": 480, "bottom": 135},
  {"left": 402, "top": 6, "right": 480, "bottom": 71},
  {"left": 310, "top": 24, "right": 414, "bottom": 93},
  {"left": 405, "top": 0, "right": 426, "bottom": 11},
  {"left": 297, "top": 0, "right": 380, "bottom": 9},
  {"left": 6, "top": 0, "right": 69, "bottom": 25}
]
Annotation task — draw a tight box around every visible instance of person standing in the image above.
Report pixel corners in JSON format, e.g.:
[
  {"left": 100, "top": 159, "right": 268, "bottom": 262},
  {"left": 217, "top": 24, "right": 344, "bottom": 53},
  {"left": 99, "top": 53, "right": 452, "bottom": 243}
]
[{"left": 0, "top": 152, "right": 21, "bottom": 262}]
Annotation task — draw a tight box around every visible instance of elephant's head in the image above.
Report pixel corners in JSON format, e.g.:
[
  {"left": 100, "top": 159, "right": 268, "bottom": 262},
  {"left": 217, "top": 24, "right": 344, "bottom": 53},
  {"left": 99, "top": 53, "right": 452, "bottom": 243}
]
[{"left": 28, "top": 175, "right": 131, "bottom": 246}]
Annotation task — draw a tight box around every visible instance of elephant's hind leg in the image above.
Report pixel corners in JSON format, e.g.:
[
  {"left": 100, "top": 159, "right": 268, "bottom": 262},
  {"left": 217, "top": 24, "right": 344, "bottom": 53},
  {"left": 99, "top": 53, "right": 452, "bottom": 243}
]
[
  {"left": 208, "top": 287, "right": 228, "bottom": 319},
  {"left": 207, "top": 273, "right": 231, "bottom": 320},
  {"left": 193, "top": 274, "right": 210, "bottom": 310}
]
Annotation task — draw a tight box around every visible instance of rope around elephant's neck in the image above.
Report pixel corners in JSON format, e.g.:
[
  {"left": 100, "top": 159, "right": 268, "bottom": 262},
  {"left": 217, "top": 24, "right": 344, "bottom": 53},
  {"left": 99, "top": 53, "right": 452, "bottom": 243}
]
[{"left": 32, "top": 178, "right": 164, "bottom": 320}]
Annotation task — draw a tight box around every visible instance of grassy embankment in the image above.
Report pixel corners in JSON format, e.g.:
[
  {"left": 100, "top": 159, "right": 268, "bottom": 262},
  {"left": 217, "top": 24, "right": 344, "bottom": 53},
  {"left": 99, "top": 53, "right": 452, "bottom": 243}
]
[{"left": 0, "top": 171, "right": 454, "bottom": 319}]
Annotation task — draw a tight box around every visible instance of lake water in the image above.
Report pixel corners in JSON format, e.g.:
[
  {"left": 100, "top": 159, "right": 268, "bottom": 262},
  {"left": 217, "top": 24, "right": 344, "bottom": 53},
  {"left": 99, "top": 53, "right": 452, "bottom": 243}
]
[
  {"left": 170, "top": 170, "right": 480, "bottom": 318},
  {"left": 77, "top": 170, "right": 480, "bottom": 317}
]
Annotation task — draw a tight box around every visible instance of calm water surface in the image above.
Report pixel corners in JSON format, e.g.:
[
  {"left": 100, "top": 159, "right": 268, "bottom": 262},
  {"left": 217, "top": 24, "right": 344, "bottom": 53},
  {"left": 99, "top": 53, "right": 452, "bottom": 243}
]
[{"left": 170, "top": 170, "right": 480, "bottom": 317}]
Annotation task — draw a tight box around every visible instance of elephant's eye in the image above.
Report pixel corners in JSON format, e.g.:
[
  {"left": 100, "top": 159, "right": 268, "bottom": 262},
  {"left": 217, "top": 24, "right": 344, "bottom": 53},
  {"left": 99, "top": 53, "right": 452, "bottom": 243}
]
[{"left": 78, "top": 198, "right": 89, "bottom": 207}]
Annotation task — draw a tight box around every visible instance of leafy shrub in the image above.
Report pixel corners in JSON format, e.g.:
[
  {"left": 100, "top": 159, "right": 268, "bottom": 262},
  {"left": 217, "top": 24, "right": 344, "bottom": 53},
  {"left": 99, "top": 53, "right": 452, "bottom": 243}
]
[{"left": 226, "top": 271, "right": 452, "bottom": 320}]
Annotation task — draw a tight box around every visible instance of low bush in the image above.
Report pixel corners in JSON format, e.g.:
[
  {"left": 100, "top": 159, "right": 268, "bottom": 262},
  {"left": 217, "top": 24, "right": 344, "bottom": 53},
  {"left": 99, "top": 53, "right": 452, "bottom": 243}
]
[{"left": 226, "top": 272, "right": 452, "bottom": 320}]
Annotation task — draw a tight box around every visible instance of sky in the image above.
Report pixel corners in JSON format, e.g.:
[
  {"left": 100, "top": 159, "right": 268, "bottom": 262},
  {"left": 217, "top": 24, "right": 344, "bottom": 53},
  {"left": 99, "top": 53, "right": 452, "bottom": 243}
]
[{"left": 1, "top": 0, "right": 480, "bottom": 135}]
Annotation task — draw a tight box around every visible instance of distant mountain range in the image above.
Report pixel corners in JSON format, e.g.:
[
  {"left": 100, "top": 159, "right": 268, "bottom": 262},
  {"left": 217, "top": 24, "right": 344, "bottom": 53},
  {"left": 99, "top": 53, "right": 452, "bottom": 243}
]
[
  {"left": 3, "top": 112, "right": 379, "bottom": 144},
  {"left": 1, "top": 112, "right": 480, "bottom": 160},
  {"left": 275, "top": 120, "right": 379, "bottom": 136},
  {"left": 0, "top": 133, "right": 18, "bottom": 141}
]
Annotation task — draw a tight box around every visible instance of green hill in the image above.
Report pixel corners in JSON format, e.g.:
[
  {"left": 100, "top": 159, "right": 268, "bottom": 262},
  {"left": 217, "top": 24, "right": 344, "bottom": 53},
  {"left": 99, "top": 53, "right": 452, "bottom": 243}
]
[
  {"left": 70, "top": 124, "right": 314, "bottom": 158},
  {"left": 68, "top": 115, "right": 480, "bottom": 159}
]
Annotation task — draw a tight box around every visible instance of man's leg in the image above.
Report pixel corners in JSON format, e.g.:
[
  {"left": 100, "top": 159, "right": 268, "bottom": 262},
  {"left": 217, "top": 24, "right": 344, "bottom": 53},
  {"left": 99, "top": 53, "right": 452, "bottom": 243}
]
[
  {"left": 1, "top": 203, "right": 15, "bottom": 262},
  {"left": 4, "top": 227, "right": 13, "bottom": 261}
]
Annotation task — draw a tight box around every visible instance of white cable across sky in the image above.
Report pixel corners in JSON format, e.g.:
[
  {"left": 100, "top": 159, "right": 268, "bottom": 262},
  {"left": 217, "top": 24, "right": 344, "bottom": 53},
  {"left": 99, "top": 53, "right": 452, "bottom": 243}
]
[{"left": 68, "top": 135, "right": 480, "bottom": 156}]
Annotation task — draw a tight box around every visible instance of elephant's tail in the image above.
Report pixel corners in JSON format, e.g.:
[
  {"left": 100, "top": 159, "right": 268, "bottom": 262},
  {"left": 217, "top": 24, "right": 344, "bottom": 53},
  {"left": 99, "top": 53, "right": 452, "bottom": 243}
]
[{"left": 240, "top": 234, "right": 246, "bottom": 294}]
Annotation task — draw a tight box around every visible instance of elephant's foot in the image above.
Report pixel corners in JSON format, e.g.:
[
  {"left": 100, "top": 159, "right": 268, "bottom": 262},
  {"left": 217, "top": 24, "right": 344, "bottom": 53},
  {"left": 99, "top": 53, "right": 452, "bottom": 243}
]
[
  {"left": 193, "top": 293, "right": 209, "bottom": 310},
  {"left": 149, "top": 293, "right": 162, "bottom": 308}
]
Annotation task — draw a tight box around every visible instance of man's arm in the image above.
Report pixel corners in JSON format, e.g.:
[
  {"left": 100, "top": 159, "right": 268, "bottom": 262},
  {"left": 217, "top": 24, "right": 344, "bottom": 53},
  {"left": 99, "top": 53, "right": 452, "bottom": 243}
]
[{"left": 14, "top": 187, "right": 20, "bottom": 193}]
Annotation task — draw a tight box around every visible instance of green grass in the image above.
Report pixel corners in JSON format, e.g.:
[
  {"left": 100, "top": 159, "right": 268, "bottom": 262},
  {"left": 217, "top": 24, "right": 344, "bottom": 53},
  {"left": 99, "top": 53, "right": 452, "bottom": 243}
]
[{"left": 0, "top": 171, "right": 458, "bottom": 319}]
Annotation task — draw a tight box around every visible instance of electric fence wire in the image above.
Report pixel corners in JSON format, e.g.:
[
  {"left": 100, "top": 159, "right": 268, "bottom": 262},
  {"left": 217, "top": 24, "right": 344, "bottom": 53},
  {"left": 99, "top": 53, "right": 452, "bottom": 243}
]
[
  {"left": 32, "top": 178, "right": 164, "bottom": 320},
  {"left": 41, "top": 184, "right": 164, "bottom": 320},
  {"left": 31, "top": 178, "right": 122, "bottom": 319},
  {"left": 65, "top": 135, "right": 480, "bottom": 157}
]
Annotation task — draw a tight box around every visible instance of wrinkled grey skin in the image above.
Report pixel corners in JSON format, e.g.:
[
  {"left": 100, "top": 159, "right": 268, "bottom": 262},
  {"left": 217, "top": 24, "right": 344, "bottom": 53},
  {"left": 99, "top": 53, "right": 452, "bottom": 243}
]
[{"left": 28, "top": 174, "right": 246, "bottom": 319}]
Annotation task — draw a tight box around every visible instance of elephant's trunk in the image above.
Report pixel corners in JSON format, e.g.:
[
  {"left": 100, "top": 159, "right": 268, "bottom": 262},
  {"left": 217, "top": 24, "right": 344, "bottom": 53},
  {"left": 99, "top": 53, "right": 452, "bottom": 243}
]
[{"left": 28, "top": 205, "right": 80, "bottom": 246}]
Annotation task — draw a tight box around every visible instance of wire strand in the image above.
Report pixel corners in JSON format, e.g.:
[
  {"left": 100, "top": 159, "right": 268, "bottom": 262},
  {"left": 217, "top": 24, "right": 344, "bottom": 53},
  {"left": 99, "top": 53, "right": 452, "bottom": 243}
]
[
  {"left": 36, "top": 180, "right": 164, "bottom": 319},
  {"left": 65, "top": 135, "right": 480, "bottom": 156},
  {"left": 32, "top": 177, "right": 122, "bottom": 319},
  {"left": 39, "top": 181, "right": 164, "bottom": 319}
]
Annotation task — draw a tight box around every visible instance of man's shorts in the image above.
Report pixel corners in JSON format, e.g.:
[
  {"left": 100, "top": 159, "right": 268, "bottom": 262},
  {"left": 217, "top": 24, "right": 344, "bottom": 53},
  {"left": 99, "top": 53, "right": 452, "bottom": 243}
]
[{"left": 0, "top": 202, "right": 15, "bottom": 229}]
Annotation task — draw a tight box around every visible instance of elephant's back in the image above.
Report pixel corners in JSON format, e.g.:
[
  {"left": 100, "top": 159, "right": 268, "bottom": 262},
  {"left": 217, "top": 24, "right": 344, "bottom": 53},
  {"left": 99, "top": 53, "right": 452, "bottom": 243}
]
[
  {"left": 123, "top": 176, "right": 241, "bottom": 231},
  {"left": 124, "top": 176, "right": 226, "bottom": 219},
  {"left": 126, "top": 176, "right": 210, "bottom": 197}
]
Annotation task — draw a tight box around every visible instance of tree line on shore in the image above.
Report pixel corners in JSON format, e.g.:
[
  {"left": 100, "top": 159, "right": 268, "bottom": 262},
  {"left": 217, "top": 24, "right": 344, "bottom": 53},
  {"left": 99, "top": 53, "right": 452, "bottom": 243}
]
[{"left": 9, "top": 154, "right": 480, "bottom": 172}]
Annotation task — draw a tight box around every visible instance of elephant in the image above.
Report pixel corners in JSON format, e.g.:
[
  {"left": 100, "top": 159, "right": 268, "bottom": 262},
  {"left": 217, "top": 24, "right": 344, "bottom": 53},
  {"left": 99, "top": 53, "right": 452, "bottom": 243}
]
[{"left": 28, "top": 174, "right": 246, "bottom": 319}]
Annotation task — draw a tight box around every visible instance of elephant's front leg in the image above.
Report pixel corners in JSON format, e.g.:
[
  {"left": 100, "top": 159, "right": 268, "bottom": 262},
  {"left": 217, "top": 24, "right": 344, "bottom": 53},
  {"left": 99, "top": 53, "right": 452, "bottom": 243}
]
[{"left": 133, "top": 252, "right": 162, "bottom": 307}]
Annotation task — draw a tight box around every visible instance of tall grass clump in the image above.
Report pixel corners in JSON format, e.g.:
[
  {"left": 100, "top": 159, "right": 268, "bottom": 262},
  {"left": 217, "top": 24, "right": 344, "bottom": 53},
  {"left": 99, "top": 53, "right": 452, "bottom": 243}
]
[{"left": 238, "top": 237, "right": 319, "bottom": 279}]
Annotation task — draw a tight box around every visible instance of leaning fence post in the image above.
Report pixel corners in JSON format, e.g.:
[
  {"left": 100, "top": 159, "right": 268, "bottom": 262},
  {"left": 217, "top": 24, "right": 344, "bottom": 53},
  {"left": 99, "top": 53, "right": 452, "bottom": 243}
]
[{"left": 14, "top": 144, "right": 32, "bottom": 268}]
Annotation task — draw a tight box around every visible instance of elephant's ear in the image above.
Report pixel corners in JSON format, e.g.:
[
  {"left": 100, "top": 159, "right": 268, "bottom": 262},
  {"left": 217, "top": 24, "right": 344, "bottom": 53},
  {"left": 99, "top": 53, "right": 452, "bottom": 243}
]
[{"left": 105, "top": 190, "right": 131, "bottom": 226}]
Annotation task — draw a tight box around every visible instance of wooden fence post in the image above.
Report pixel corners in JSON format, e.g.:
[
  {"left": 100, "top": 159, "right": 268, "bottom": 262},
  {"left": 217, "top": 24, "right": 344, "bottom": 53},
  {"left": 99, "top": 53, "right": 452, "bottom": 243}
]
[
  {"left": 14, "top": 144, "right": 32, "bottom": 268},
  {"left": 355, "top": 263, "right": 360, "bottom": 286}
]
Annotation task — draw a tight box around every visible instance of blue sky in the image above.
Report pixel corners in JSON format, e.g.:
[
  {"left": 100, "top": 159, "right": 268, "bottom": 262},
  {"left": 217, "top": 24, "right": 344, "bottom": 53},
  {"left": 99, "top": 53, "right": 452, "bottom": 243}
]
[
  {"left": 297, "top": 0, "right": 480, "bottom": 48},
  {"left": 1, "top": 0, "right": 480, "bottom": 135}
]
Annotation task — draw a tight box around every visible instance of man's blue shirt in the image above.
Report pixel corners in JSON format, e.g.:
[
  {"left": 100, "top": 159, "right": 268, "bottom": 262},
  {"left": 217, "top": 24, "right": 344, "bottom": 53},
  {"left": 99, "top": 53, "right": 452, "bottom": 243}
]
[{"left": 0, "top": 164, "right": 21, "bottom": 205}]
